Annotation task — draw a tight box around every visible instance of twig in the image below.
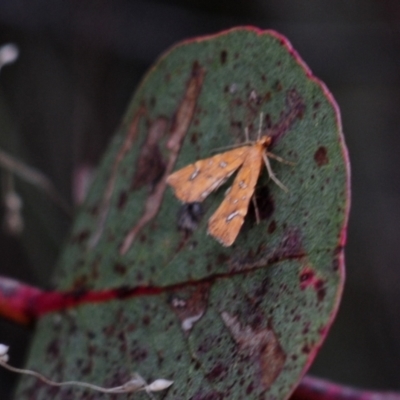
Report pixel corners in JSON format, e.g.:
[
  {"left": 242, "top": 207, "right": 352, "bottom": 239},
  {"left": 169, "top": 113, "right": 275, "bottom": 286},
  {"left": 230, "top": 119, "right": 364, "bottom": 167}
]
[
  {"left": 0, "top": 149, "right": 72, "bottom": 216},
  {"left": 0, "top": 344, "right": 172, "bottom": 396}
]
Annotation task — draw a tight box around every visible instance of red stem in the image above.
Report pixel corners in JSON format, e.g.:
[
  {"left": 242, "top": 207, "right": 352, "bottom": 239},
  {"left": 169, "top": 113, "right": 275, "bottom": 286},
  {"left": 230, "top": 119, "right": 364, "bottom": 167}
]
[{"left": 291, "top": 376, "right": 400, "bottom": 400}]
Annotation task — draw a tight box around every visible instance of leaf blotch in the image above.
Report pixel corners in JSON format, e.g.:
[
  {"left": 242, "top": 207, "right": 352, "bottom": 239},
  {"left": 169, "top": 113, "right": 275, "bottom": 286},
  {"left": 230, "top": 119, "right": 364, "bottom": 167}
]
[
  {"left": 315, "top": 279, "right": 326, "bottom": 302},
  {"left": 300, "top": 267, "right": 326, "bottom": 301},
  {"left": 117, "top": 191, "right": 128, "bottom": 210},
  {"left": 206, "top": 362, "right": 227, "bottom": 382},
  {"left": 300, "top": 268, "right": 315, "bottom": 285},
  {"left": 131, "top": 346, "right": 148, "bottom": 362},
  {"left": 169, "top": 283, "right": 210, "bottom": 332},
  {"left": 268, "top": 220, "right": 277, "bottom": 234},
  {"left": 113, "top": 263, "right": 127, "bottom": 275},
  {"left": 254, "top": 277, "right": 270, "bottom": 299},
  {"left": 46, "top": 339, "right": 60, "bottom": 358},
  {"left": 246, "top": 381, "right": 255, "bottom": 395},
  {"left": 221, "top": 312, "right": 286, "bottom": 389},
  {"left": 216, "top": 253, "right": 230, "bottom": 265},
  {"left": 131, "top": 118, "right": 168, "bottom": 190},
  {"left": 71, "top": 277, "right": 89, "bottom": 291},
  {"left": 191, "top": 131, "right": 198, "bottom": 144},
  {"left": 71, "top": 230, "right": 90, "bottom": 245},
  {"left": 314, "top": 146, "right": 329, "bottom": 167}
]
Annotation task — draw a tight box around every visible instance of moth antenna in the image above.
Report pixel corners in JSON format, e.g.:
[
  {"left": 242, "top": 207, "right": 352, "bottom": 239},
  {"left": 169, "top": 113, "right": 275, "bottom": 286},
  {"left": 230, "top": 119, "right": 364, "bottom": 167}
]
[
  {"left": 258, "top": 112, "right": 264, "bottom": 141},
  {"left": 245, "top": 127, "right": 250, "bottom": 142},
  {"left": 211, "top": 142, "right": 251, "bottom": 153},
  {"left": 211, "top": 125, "right": 256, "bottom": 154},
  {"left": 262, "top": 152, "right": 288, "bottom": 192}
]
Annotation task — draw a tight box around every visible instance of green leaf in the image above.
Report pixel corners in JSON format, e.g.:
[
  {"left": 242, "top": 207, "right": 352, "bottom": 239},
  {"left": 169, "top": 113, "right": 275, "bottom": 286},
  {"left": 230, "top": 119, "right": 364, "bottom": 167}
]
[{"left": 15, "top": 27, "right": 350, "bottom": 399}]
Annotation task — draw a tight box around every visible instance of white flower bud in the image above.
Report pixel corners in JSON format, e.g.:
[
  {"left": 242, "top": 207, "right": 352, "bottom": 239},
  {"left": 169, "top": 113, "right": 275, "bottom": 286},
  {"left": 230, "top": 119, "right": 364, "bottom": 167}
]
[{"left": 146, "top": 379, "right": 173, "bottom": 392}]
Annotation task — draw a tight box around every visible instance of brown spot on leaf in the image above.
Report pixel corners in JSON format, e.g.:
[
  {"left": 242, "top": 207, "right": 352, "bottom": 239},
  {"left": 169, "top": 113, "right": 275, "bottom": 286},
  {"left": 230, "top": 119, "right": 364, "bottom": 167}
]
[
  {"left": 130, "top": 346, "right": 148, "bottom": 362},
  {"left": 300, "top": 266, "right": 326, "bottom": 301},
  {"left": 302, "top": 344, "right": 311, "bottom": 354},
  {"left": 216, "top": 253, "right": 230, "bottom": 265},
  {"left": 275, "top": 80, "right": 283, "bottom": 91},
  {"left": 206, "top": 362, "right": 227, "bottom": 382},
  {"left": 46, "top": 339, "right": 60, "bottom": 359},
  {"left": 313, "top": 101, "right": 321, "bottom": 109},
  {"left": 263, "top": 91, "right": 272, "bottom": 102},
  {"left": 117, "top": 191, "right": 128, "bottom": 210},
  {"left": 220, "top": 50, "right": 227, "bottom": 64},
  {"left": 71, "top": 230, "right": 90, "bottom": 245},
  {"left": 169, "top": 282, "right": 210, "bottom": 332},
  {"left": 221, "top": 312, "right": 286, "bottom": 389},
  {"left": 253, "top": 277, "right": 270, "bottom": 302},
  {"left": 315, "top": 279, "right": 326, "bottom": 302},
  {"left": 71, "top": 275, "right": 89, "bottom": 291},
  {"left": 268, "top": 220, "right": 277, "bottom": 234},
  {"left": 113, "top": 263, "right": 127, "bottom": 275},
  {"left": 190, "top": 131, "right": 198, "bottom": 144},
  {"left": 314, "top": 146, "right": 329, "bottom": 166},
  {"left": 131, "top": 117, "right": 168, "bottom": 190}
]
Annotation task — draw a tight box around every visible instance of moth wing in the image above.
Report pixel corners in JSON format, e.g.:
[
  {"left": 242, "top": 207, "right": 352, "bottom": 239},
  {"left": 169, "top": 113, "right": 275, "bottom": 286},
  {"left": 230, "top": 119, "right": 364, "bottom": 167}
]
[
  {"left": 166, "top": 146, "right": 249, "bottom": 203},
  {"left": 207, "top": 146, "right": 264, "bottom": 246}
]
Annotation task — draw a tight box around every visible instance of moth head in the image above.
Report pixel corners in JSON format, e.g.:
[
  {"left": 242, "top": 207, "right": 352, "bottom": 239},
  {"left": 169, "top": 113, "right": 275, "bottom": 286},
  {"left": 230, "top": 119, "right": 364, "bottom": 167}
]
[{"left": 259, "top": 135, "right": 272, "bottom": 148}]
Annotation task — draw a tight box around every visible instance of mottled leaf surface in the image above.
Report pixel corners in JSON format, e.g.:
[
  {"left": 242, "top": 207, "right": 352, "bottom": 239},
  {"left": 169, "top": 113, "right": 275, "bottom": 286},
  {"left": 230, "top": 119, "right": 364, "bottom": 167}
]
[{"left": 15, "top": 28, "right": 350, "bottom": 399}]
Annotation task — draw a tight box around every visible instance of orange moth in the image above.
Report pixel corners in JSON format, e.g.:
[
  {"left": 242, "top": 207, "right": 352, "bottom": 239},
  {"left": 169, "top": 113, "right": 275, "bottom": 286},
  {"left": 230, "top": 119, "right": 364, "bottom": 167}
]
[{"left": 166, "top": 116, "right": 288, "bottom": 246}]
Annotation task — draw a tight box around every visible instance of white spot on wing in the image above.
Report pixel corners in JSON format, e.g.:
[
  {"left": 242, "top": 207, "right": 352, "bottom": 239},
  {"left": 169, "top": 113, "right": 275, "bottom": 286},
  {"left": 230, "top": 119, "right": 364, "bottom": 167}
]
[
  {"left": 189, "top": 169, "right": 199, "bottom": 180},
  {"left": 226, "top": 211, "right": 240, "bottom": 222}
]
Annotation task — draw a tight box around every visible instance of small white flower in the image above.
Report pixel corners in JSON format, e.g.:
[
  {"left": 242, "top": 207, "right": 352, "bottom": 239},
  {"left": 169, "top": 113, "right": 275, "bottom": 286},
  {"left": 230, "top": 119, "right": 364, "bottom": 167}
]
[
  {"left": 0, "top": 344, "right": 9, "bottom": 356},
  {"left": 0, "top": 44, "right": 19, "bottom": 69}
]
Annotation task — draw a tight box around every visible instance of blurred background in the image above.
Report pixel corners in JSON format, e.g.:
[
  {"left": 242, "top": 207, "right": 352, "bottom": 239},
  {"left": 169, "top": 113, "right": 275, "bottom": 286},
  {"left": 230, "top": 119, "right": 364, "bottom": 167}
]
[{"left": 0, "top": 0, "right": 399, "bottom": 398}]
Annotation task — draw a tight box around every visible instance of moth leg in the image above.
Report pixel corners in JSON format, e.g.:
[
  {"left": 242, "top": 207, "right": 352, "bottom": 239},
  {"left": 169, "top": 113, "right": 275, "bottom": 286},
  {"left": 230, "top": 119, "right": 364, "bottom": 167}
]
[
  {"left": 265, "top": 151, "right": 295, "bottom": 166},
  {"left": 262, "top": 152, "right": 288, "bottom": 192},
  {"left": 251, "top": 195, "right": 260, "bottom": 224}
]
